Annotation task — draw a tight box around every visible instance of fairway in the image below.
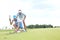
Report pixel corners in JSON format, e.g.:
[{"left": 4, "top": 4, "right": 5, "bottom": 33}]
[{"left": 0, "top": 28, "right": 60, "bottom": 40}]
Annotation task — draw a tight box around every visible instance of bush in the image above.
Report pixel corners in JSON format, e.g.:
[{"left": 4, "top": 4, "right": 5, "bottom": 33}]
[{"left": 27, "top": 24, "right": 53, "bottom": 28}]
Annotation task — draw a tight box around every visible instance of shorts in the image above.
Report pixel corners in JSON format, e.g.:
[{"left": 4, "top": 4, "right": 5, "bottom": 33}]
[{"left": 15, "top": 22, "right": 23, "bottom": 29}]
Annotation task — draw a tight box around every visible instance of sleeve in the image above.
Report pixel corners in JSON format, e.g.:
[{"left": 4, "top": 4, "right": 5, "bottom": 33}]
[
  {"left": 22, "top": 13, "right": 26, "bottom": 17},
  {"left": 16, "top": 13, "right": 19, "bottom": 18}
]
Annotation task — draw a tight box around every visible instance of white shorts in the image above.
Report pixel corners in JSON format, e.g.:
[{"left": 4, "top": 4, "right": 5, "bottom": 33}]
[{"left": 17, "top": 18, "right": 23, "bottom": 22}]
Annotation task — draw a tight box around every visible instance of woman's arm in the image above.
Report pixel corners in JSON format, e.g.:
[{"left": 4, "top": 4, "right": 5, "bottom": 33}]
[{"left": 9, "top": 15, "right": 13, "bottom": 25}]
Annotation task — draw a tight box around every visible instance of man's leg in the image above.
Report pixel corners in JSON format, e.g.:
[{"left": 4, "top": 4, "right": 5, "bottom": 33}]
[{"left": 23, "top": 20, "right": 26, "bottom": 31}]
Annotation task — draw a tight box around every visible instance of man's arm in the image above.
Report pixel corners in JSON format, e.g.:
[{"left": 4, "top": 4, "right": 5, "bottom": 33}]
[
  {"left": 23, "top": 13, "right": 26, "bottom": 21},
  {"left": 23, "top": 15, "right": 26, "bottom": 21}
]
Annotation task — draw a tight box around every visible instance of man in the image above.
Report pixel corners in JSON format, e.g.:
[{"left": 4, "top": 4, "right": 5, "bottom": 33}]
[
  {"left": 9, "top": 15, "right": 19, "bottom": 32},
  {"left": 16, "top": 10, "right": 26, "bottom": 31}
]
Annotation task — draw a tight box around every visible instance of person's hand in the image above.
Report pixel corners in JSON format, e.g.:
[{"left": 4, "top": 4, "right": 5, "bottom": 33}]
[
  {"left": 9, "top": 15, "right": 11, "bottom": 21},
  {"left": 9, "top": 18, "right": 11, "bottom": 21}
]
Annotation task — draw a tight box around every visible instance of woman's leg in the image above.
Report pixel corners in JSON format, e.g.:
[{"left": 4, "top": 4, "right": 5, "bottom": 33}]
[
  {"left": 13, "top": 24, "right": 17, "bottom": 29},
  {"left": 13, "top": 24, "right": 19, "bottom": 32}
]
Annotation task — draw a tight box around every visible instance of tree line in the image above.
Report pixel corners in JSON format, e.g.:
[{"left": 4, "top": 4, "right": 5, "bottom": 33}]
[{"left": 27, "top": 24, "right": 53, "bottom": 28}]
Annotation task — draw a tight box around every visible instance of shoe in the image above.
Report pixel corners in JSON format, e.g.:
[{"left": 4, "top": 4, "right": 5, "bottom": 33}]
[
  {"left": 23, "top": 29, "right": 27, "bottom": 32},
  {"left": 17, "top": 30, "right": 20, "bottom": 33}
]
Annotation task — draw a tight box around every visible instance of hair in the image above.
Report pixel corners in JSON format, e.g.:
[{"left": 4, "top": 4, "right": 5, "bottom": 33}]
[{"left": 19, "top": 10, "right": 21, "bottom": 11}]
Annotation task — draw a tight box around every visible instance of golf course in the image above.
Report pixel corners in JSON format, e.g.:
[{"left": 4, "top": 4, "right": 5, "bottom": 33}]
[{"left": 0, "top": 28, "right": 60, "bottom": 40}]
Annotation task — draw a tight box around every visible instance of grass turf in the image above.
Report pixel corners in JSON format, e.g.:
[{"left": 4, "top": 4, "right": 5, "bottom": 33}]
[{"left": 0, "top": 28, "right": 60, "bottom": 40}]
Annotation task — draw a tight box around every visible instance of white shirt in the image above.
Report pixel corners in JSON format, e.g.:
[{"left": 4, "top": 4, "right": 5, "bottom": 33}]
[{"left": 17, "top": 12, "right": 26, "bottom": 22}]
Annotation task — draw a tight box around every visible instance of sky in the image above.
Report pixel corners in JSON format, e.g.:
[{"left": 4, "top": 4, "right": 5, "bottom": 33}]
[{"left": 0, "top": 0, "right": 60, "bottom": 28}]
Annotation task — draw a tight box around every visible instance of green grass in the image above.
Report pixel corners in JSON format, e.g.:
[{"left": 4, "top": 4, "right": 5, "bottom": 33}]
[{"left": 0, "top": 28, "right": 60, "bottom": 40}]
